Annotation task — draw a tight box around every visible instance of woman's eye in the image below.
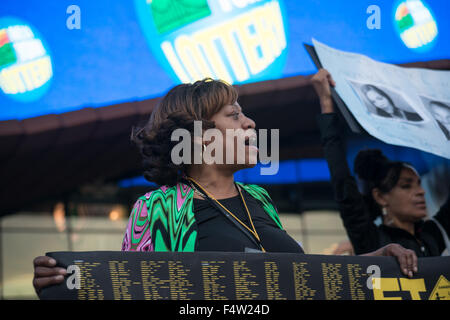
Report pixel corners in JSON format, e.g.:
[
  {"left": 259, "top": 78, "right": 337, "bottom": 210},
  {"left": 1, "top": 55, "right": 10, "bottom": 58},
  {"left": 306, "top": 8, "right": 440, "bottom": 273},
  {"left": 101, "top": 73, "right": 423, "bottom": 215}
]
[
  {"left": 401, "top": 184, "right": 411, "bottom": 189},
  {"left": 232, "top": 112, "right": 240, "bottom": 119}
]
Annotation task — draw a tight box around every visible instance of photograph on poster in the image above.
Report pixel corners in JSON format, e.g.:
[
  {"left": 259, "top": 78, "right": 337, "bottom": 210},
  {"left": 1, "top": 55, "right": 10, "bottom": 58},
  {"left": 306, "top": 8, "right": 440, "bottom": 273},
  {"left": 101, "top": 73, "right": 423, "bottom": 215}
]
[
  {"left": 420, "top": 96, "right": 450, "bottom": 140},
  {"left": 347, "top": 80, "right": 424, "bottom": 122}
]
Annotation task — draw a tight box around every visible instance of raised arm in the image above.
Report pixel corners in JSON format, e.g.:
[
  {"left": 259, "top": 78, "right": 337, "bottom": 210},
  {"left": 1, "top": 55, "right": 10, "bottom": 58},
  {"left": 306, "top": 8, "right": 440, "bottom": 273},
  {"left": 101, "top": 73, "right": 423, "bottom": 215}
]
[{"left": 311, "top": 69, "right": 381, "bottom": 254}]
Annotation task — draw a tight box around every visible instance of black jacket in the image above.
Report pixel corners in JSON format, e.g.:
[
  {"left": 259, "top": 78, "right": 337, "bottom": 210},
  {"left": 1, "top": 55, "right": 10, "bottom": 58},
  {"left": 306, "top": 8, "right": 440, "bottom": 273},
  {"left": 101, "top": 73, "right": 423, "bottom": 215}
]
[{"left": 317, "top": 112, "right": 450, "bottom": 257}]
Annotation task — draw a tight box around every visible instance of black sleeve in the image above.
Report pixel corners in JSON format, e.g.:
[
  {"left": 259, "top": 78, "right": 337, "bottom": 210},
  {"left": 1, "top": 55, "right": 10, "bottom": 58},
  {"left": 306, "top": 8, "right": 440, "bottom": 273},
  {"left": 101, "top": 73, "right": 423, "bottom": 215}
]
[
  {"left": 433, "top": 192, "right": 450, "bottom": 241},
  {"left": 317, "top": 113, "right": 381, "bottom": 254}
]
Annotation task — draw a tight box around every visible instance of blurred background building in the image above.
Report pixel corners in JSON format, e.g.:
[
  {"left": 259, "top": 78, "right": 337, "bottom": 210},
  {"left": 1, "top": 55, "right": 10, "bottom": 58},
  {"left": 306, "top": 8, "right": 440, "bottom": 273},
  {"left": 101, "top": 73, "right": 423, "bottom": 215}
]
[{"left": 0, "top": 0, "right": 449, "bottom": 299}]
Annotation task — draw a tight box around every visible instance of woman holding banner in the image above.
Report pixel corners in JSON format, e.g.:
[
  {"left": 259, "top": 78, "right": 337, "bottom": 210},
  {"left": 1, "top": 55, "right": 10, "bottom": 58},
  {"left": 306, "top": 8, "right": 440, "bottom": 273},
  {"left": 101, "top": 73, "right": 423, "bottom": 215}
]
[
  {"left": 33, "top": 75, "right": 419, "bottom": 294},
  {"left": 311, "top": 68, "right": 450, "bottom": 258}
]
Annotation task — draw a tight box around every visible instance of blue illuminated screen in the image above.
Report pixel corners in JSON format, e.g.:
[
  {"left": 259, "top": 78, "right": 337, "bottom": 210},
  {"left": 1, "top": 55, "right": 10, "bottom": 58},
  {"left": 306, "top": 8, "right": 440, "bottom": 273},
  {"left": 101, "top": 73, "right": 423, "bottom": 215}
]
[{"left": 0, "top": 0, "right": 449, "bottom": 121}]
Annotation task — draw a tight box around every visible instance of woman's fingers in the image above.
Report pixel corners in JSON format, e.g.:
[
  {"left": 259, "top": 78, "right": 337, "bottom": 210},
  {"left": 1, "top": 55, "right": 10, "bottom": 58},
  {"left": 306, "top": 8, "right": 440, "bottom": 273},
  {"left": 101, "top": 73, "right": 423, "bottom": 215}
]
[
  {"left": 328, "top": 75, "right": 336, "bottom": 87},
  {"left": 317, "top": 69, "right": 332, "bottom": 83},
  {"left": 386, "top": 244, "right": 417, "bottom": 278},
  {"left": 312, "top": 68, "right": 328, "bottom": 82},
  {"left": 412, "top": 251, "right": 418, "bottom": 273},
  {"left": 35, "top": 266, "right": 67, "bottom": 277},
  {"left": 360, "top": 244, "right": 419, "bottom": 278},
  {"left": 400, "top": 249, "right": 417, "bottom": 278},
  {"left": 325, "top": 71, "right": 336, "bottom": 87},
  {"left": 33, "top": 256, "right": 67, "bottom": 294},
  {"left": 406, "top": 249, "right": 418, "bottom": 276},
  {"left": 406, "top": 252, "right": 413, "bottom": 277},
  {"left": 33, "top": 256, "right": 56, "bottom": 268},
  {"left": 33, "top": 256, "right": 67, "bottom": 277},
  {"left": 318, "top": 69, "right": 335, "bottom": 86},
  {"left": 311, "top": 69, "right": 334, "bottom": 102},
  {"left": 396, "top": 251, "right": 410, "bottom": 277},
  {"left": 33, "top": 275, "right": 65, "bottom": 293}
]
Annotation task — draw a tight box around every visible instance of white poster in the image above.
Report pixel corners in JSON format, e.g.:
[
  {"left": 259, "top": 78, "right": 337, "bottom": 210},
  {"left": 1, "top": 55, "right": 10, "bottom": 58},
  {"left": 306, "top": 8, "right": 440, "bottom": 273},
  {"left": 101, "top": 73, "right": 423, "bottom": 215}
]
[{"left": 313, "top": 39, "right": 450, "bottom": 159}]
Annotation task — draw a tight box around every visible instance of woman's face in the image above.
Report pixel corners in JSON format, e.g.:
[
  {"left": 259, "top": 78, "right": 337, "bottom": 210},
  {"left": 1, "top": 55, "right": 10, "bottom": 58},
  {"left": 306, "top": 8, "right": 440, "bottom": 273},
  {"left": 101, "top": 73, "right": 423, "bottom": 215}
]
[
  {"left": 382, "top": 167, "right": 427, "bottom": 222},
  {"left": 366, "top": 89, "right": 394, "bottom": 113},
  {"left": 208, "top": 102, "right": 257, "bottom": 168}
]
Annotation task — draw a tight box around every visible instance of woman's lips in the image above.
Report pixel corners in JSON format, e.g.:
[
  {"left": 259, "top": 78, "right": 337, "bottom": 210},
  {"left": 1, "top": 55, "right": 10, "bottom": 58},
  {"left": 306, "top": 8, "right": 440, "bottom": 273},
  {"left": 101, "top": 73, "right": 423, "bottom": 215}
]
[
  {"left": 415, "top": 201, "right": 427, "bottom": 209},
  {"left": 246, "top": 145, "right": 259, "bottom": 152},
  {"left": 244, "top": 135, "right": 258, "bottom": 152}
]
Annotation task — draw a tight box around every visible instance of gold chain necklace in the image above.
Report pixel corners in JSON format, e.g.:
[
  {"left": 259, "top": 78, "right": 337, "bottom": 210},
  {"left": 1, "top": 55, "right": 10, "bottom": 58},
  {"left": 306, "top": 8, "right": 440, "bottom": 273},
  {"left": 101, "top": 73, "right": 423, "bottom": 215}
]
[{"left": 187, "top": 177, "right": 266, "bottom": 252}]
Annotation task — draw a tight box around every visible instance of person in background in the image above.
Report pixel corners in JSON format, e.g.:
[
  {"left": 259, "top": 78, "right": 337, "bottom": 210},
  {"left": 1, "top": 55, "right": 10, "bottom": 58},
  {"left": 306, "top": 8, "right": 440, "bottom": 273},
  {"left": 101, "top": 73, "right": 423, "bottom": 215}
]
[{"left": 312, "top": 68, "right": 450, "bottom": 258}]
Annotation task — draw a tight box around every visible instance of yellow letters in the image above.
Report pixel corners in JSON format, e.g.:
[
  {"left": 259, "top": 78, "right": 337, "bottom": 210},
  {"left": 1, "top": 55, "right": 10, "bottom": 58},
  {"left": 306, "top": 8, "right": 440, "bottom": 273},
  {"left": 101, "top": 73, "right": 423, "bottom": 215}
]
[{"left": 373, "top": 277, "right": 426, "bottom": 300}]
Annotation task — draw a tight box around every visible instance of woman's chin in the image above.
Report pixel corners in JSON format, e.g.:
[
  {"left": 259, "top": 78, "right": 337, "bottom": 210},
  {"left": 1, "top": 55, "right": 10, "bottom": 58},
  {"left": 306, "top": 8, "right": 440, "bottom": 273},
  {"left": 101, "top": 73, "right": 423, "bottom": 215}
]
[
  {"left": 246, "top": 152, "right": 258, "bottom": 167},
  {"left": 231, "top": 148, "right": 258, "bottom": 167},
  {"left": 245, "top": 161, "right": 258, "bottom": 168},
  {"left": 232, "top": 161, "right": 258, "bottom": 171},
  {"left": 418, "top": 209, "right": 428, "bottom": 219},
  {"left": 410, "top": 208, "right": 428, "bottom": 221}
]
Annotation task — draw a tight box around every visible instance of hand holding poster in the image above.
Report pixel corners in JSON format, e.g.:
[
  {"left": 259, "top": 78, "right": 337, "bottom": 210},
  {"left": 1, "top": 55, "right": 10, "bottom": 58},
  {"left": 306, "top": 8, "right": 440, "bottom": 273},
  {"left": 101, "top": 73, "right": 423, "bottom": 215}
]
[{"left": 311, "top": 39, "right": 450, "bottom": 159}]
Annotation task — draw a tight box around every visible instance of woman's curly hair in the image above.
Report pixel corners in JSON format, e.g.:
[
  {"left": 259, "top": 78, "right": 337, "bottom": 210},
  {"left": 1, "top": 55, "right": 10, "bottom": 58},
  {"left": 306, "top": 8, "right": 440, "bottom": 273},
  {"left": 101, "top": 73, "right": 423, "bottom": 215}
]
[
  {"left": 353, "top": 149, "right": 411, "bottom": 220},
  {"left": 131, "top": 78, "right": 238, "bottom": 186}
]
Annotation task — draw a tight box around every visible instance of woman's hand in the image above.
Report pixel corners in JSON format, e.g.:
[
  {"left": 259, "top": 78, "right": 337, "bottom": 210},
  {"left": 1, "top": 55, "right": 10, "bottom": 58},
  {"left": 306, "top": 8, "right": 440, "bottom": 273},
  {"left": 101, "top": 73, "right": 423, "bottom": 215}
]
[
  {"left": 332, "top": 240, "right": 355, "bottom": 255},
  {"left": 33, "top": 256, "right": 67, "bottom": 295},
  {"left": 311, "top": 68, "right": 336, "bottom": 114},
  {"left": 362, "top": 243, "right": 418, "bottom": 278}
]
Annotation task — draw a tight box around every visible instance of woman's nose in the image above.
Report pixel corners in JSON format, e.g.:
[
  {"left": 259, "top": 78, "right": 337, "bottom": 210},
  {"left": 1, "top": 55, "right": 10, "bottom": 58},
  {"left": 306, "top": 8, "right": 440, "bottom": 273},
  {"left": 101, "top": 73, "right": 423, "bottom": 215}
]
[
  {"left": 243, "top": 115, "right": 256, "bottom": 130},
  {"left": 416, "top": 185, "right": 426, "bottom": 196}
]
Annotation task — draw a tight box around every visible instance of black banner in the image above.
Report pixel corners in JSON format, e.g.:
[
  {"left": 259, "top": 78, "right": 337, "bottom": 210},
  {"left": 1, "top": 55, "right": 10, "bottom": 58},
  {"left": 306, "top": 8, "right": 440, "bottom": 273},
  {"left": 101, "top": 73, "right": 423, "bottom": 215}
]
[{"left": 39, "top": 251, "right": 450, "bottom": 300}]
